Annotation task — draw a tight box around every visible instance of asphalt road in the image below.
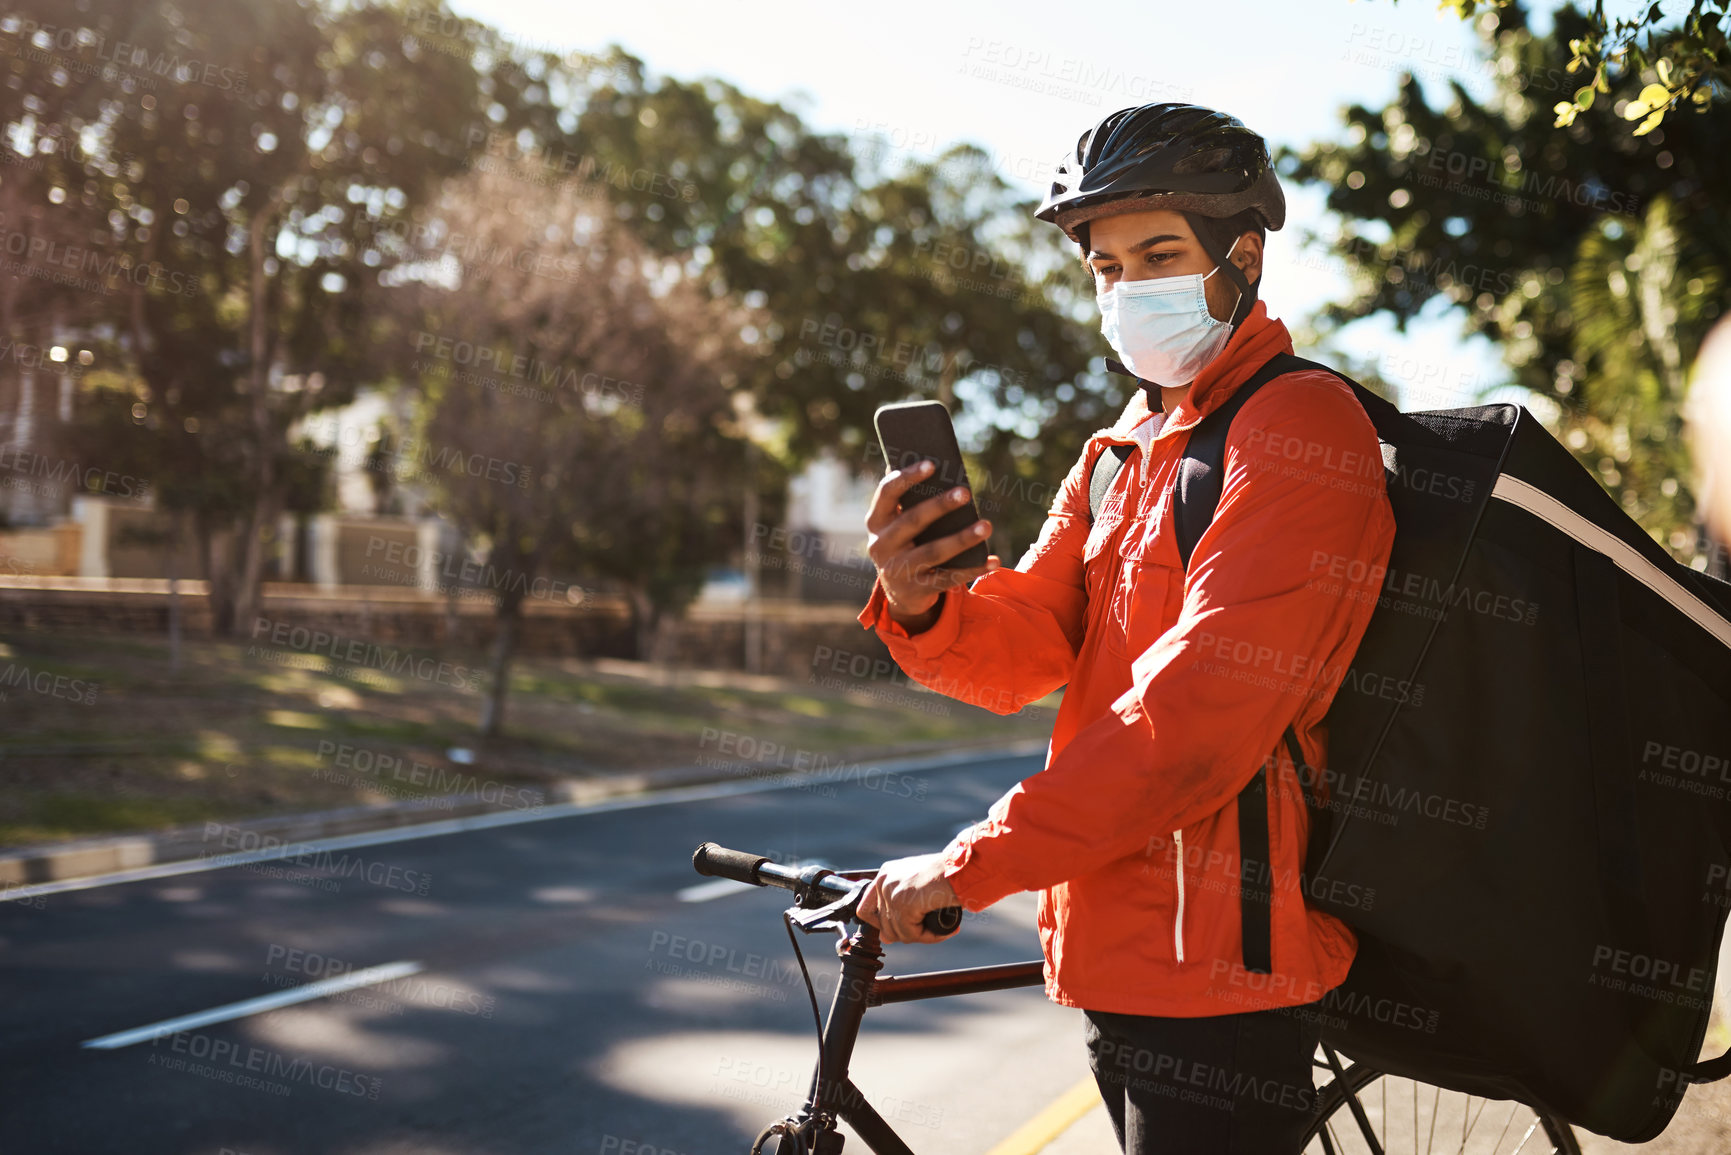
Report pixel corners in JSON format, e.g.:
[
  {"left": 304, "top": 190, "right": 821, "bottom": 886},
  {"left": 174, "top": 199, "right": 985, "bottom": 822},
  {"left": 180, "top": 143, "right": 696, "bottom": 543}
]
[{"left": 0, "top": 747, "right": 1098, "bottom": 1155}]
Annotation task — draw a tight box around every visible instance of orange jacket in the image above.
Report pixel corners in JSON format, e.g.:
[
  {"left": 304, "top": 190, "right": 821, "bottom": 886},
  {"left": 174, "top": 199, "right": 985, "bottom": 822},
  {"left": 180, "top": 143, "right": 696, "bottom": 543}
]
[{"left": 858, "top": 303, "right": 1396, "bottom": 1017}]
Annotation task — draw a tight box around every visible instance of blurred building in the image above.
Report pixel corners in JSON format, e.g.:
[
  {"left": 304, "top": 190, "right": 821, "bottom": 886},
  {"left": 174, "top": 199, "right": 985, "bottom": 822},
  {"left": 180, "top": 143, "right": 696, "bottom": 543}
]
[{"left": 757, "top": 452, "right": 878, "bottom": 604}]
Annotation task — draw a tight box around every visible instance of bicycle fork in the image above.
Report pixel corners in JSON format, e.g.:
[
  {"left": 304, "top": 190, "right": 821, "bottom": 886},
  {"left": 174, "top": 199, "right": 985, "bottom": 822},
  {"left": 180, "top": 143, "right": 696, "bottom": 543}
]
[{"left": 779, "top": 924, "right": 916, "bottom": 1155}]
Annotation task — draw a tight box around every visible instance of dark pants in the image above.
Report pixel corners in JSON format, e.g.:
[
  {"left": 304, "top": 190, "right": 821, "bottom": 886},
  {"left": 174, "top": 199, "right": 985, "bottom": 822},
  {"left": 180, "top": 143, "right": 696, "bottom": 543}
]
[{"left": 1083, "top": 1003, "right": 1323, "bottom": 1154}]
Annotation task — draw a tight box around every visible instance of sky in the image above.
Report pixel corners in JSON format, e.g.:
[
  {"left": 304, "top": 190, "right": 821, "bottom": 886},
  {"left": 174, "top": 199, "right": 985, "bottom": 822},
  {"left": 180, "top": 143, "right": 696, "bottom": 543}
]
[{"left": 446, "top": 0, "right": 1530, "bottom": 411}]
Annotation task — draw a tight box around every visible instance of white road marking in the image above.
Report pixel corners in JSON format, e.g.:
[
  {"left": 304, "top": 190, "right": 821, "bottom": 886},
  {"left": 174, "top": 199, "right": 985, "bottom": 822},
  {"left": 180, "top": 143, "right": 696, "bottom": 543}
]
[
  {"left": 80, "top": 960, "right": 425, "bottom": 1050},
  {"left": 676, "top": 878, "right": 757, "bottom": 902},
  {"left": 0, "top": 742, "right": 1044, "bottom": 903}
]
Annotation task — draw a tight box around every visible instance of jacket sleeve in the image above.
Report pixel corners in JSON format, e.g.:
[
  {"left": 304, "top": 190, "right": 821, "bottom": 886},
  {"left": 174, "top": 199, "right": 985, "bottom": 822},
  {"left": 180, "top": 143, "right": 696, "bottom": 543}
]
[
  {"left": 856, "top": 444, "right": 1099, "bottom": 714},
  {"left": 940, "top": 373, "right": 1398, "bottom": 909}
]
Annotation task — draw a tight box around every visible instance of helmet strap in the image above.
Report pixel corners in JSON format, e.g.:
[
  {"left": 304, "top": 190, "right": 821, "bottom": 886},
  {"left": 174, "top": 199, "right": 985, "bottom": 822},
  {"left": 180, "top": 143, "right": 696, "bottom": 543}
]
[{"left": 1183, "top": 211, "right": 1257, "bottom": 328}]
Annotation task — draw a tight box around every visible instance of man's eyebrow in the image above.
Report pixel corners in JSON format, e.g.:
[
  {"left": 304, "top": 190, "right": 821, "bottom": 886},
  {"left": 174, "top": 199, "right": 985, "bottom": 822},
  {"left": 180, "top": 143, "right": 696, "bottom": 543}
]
[{"left": 1087, "top": 233, "right": 1187, "bottom": 261}]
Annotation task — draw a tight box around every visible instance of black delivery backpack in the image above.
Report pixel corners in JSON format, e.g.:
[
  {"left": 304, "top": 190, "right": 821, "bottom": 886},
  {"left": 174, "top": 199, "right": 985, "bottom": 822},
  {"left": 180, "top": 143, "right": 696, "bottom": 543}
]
[{"left": 1088, "top": 353, "right": 1731, "bottom": 1140}]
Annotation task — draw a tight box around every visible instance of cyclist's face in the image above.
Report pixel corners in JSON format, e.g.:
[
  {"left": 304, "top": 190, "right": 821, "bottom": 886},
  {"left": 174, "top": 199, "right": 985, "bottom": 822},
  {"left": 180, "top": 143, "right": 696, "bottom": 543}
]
[{"left": 1084, "top": 208, "right": 1261, "bottom": 323}]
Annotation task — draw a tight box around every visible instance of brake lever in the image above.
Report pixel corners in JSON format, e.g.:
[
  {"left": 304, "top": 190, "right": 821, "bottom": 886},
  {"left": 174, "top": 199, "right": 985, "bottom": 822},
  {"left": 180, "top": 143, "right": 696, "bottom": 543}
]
[{"left": 789, "top": 883, "right": 863, "bottom": 933}]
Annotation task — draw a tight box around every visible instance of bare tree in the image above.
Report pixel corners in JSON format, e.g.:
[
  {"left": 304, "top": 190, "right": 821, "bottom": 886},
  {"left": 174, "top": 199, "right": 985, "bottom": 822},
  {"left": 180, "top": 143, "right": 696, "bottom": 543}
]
[{"left": 394, "top": 162, "right": 762, "bottom": 737}]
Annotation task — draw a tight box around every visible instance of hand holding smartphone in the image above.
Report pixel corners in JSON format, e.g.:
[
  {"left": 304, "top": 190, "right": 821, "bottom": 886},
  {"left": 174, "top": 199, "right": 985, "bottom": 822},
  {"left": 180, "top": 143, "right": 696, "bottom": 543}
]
[{"left": 872, "top": 401, "right": 989, "bottom": 570}]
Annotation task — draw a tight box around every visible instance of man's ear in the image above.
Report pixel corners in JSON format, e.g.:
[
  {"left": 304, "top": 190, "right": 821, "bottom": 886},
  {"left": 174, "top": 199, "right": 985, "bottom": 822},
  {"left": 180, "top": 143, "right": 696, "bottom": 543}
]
[{"left": 1235, "top": 231, "right": 1264, "bottom": 285}]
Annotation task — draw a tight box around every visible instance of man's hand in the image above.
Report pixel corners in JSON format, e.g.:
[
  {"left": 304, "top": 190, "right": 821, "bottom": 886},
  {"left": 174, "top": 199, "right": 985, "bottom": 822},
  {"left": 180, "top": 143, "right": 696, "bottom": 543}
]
[
  {"left": 866, "top": 461, "right": 1000, "bottom": 632},
  {"left": 857, "top": 852, "right": 961, "bottom": 944}
]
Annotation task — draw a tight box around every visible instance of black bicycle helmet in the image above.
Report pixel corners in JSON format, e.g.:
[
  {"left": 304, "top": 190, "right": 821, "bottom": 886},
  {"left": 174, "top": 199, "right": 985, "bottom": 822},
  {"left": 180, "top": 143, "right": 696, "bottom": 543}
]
[
  {"left": 1040, "top": 103, "right": 1283, "bottom": 336},
  {"left": 1035, "top": 102, "right": 1285, "bottom": 242}
]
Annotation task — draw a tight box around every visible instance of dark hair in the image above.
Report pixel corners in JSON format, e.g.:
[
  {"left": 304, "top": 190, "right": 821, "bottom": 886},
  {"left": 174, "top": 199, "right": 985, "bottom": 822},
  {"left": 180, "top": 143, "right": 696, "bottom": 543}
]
[
  {"left": 1074, "top": 210, "right": 1265, "bottom": 268},
  {"left": 1191, "top": 208, "right": 1266, "bottom": 262}
]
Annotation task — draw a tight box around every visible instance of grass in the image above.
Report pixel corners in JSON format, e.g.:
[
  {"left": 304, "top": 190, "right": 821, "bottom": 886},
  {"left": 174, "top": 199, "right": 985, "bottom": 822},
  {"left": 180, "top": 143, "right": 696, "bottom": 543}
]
[{"left": 0, "top": 628, "right": 1058, "bottom": 848}]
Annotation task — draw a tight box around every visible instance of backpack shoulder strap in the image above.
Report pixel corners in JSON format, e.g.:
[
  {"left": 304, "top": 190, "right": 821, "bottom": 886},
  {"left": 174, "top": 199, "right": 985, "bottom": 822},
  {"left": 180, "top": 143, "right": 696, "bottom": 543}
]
[
  {"left": 1087, "top": 443, "right": 1134, "bottom": 523},
  {"left": 1178, "top": 352, "right": 1358, "bottom": 974},
  {"left": 1173, "top": 351, "right": 1310, "bottom": 569}
]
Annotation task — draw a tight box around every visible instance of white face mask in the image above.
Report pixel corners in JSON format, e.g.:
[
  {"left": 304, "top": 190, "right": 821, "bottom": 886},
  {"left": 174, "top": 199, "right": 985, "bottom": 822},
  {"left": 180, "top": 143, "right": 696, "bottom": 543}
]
[{"left": 1097, "top": 239, "right": 1242, "bottom": 387}]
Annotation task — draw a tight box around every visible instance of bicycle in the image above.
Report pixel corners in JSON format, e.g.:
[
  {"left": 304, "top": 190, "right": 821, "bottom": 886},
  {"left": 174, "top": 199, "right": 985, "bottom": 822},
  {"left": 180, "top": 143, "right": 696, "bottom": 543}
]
[{"left": 691, "top": 842, "right": 1582, "bottom": 1155}]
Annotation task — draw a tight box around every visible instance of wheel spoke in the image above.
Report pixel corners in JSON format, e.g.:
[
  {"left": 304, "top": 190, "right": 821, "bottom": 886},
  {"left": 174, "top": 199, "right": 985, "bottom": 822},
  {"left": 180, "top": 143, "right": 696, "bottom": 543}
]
[
  {"left": 1310, "top": 1068, "right": 1569, "bottom": 1155},
  {"left": 1456, "top": 1097, "right": 1489, "bottom": 1153},
  {"left": 1490, "top": 1101, "right": 1518, "bottom": 1154},
  {"left": 1508, "top": 1117, "right": 1542, "bottom": 1155}
]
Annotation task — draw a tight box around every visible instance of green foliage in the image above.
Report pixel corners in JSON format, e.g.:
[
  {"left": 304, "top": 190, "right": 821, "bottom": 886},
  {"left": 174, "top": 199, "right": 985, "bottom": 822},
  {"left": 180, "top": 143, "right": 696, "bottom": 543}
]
[
  {"left": 17, "top": 2, "right": 1120, "bottom": 597},
  {"left": 1417, "top": 0, "right": 1729, "bottom": 133},
  {"left": 1289, "top": 3, "right": 1728, "bottom": 559},
  {"left": 396, "top": 161, "right": 758, "bottom": 629}
]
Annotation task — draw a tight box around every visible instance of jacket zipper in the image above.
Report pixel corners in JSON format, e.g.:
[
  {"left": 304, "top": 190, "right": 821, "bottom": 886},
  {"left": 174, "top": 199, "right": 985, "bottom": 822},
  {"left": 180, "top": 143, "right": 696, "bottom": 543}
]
[{"left": 1172, "top": 828, "right": 1186, "bottom": 964}]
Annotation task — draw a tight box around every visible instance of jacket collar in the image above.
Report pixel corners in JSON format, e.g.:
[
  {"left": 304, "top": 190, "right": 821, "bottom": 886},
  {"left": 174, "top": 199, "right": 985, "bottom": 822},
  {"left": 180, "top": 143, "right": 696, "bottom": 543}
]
[{"left": 1107, "top": 301, "right": 1294, "bottom": 444}]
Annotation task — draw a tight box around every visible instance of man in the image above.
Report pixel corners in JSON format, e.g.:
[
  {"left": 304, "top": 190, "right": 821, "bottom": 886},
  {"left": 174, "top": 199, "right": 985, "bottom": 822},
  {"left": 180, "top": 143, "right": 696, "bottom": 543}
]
[{"left": 855, "top": 103, "right": 1397, "bottom": 1152}]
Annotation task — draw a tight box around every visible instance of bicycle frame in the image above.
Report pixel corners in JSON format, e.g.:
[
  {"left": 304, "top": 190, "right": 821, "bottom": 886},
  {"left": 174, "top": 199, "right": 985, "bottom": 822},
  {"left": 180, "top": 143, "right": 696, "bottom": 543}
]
[
  {"left": 784, "top": 917, "right": 1044, "bottom": 1154},
  {"left": 692, "top": 844, "right": 1575, "bottom": 1155}
]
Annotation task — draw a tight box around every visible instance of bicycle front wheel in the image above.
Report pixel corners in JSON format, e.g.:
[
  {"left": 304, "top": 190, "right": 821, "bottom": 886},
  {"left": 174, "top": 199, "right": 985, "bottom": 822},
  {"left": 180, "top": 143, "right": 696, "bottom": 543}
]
[{"left": 1304, "top": 1056, "right": 1581, "bottom": 1155}]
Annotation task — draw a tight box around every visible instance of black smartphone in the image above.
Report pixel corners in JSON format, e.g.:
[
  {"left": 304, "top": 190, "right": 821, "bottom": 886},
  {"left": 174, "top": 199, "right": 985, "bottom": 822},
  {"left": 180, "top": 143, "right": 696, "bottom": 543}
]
[{"left": 872, "top": 400, "right": 989, "bottom": 570}]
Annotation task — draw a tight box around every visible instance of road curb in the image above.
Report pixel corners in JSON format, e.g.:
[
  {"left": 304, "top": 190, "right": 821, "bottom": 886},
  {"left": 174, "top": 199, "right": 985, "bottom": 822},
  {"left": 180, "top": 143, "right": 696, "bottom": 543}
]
[{"left": 0, "top": 739, "right": 1046, "bottom": 889}]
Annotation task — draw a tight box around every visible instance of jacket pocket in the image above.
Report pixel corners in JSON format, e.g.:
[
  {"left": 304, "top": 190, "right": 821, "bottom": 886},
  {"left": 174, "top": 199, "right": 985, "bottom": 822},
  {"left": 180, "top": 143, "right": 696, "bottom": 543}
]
[{"left": 1109, "top": 555, "right": 1179, "bottom": 660}]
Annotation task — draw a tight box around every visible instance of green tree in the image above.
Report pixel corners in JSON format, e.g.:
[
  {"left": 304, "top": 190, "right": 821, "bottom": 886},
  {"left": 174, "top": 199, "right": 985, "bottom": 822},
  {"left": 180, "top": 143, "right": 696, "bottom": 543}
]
[
  {"left": 395, "top": 162, "right": 759, "bottom": 736},
  {"left": 1419, "top": 0, "right": 1728, "bottom": 133},
  {"left": 1287, "top": 2, "right": 1728, "bottom": 565},
  {"left": 483, "top": 51, "right": 1117, "bottom": 553},
  {"left": 7, "top": 0, "right": 498, "bottom": 630}
]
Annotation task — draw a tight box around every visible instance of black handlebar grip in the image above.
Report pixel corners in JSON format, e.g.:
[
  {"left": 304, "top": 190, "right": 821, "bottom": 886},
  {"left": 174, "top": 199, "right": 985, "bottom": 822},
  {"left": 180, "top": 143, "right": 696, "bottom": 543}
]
[
  {"left": 922, "top": 906, "right": 963, "bottom": 937},
  {"left": 692, "top": 843, "right": 770, "bottom": 884}
]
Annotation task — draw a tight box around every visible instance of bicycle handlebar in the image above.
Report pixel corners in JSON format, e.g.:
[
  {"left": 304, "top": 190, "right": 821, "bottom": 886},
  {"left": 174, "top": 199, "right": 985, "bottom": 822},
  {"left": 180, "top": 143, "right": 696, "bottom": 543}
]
[{"left": 692, "top": 842, "right": 962, "bottom": 936}]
